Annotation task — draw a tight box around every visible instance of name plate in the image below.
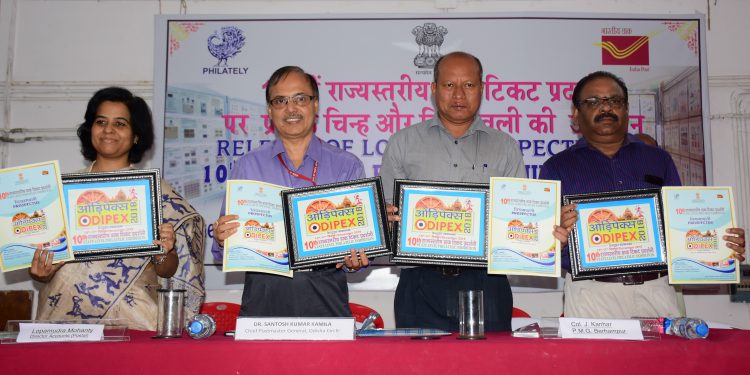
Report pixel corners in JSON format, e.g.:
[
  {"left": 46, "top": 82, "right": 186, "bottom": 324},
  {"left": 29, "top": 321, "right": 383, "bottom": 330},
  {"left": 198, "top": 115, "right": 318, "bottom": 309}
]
[
  {"left": 16, "top": 323, "right": 104, "bottom": 343},
  {"left": 235, "top": 317, "right": 355, "bottom": 341},
  {"left": 559, "top": 318, "right": 644, "bottom": 340}
]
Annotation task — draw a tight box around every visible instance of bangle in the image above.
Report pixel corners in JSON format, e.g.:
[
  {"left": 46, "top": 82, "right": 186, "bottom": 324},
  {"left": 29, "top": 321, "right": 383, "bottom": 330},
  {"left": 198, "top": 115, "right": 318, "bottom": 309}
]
[{"left": 151, "top": 254, "right": 168, "bottom": 265}]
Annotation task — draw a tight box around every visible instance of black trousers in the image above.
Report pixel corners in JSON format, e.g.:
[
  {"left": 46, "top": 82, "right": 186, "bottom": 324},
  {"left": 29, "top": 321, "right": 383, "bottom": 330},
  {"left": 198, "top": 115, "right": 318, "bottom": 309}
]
[
  {"left": 394, "top": 267, "right": 513, "bottom": 332},
  {"left": 240, "top": 267, "right": 351, "bottom": 317}
]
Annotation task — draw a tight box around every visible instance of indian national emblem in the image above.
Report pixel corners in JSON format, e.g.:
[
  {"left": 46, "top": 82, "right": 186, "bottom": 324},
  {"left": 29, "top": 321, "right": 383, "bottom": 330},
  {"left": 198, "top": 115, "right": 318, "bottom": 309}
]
[
  {"left": 412, "top": 23, "right": 448, "bottom": 69},
  {"left": 207, "top": 26, "right": 246, "bottom": 67}
]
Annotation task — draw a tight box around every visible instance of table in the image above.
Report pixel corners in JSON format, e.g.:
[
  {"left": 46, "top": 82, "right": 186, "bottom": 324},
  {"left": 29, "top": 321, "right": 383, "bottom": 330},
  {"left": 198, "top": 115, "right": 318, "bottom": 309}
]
[{"left": 1, "top": 329, "right": 746, "bottom": 374}]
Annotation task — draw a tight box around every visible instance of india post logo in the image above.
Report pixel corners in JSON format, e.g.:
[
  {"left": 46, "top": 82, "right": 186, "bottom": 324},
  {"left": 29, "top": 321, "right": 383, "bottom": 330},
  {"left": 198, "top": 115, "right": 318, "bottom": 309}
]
[{"left": 600, "top": 35, "right": 649, "bottom": 65}]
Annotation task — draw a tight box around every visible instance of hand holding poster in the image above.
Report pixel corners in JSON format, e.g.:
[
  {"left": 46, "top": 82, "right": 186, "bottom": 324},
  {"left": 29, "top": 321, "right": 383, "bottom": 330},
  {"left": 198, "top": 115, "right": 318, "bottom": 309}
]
[
  {"left": 0, "top": 161, "right": 72, "bottom": 272},
  {"left": 662, "top": 186, "right": 739, "bottom": 284}
]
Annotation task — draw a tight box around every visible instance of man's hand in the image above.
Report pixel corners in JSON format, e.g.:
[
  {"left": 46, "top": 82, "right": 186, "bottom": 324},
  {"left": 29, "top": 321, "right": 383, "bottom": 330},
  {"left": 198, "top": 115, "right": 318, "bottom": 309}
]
[
  {"left": 553, "top": 203, "right": 578, "bottom": 247},
  {"left": 386, "top": 204, "right": 400, "bottom": 223},
  {"left": 214, "top": 215, "right": 241, "bottom": 245},
  {"left": 336, "top": 249, "right": 370, "bottom": 273},
  {"left": 725, "top": 227, "right": 746, "bottom": 262}
]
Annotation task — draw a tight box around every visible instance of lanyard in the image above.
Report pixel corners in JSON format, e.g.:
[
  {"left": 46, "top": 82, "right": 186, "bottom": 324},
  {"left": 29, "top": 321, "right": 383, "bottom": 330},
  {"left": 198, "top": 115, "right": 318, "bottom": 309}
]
[{"left": 277, "top": 154, "right": 318, "bottom": 186}]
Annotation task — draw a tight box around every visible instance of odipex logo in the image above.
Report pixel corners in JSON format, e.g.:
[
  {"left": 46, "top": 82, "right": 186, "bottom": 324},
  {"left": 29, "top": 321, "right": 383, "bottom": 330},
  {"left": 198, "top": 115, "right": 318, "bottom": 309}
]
[
  {"left": 412, "top": 22, "right": 448, "bottom": 69},
  {"left": 204, "top": 25, "right": 248, "bottom": 75}
]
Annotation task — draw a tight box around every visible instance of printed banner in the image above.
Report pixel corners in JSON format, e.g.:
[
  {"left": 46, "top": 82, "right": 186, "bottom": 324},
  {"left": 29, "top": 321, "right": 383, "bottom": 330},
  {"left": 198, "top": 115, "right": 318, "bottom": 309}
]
[
  {"left": 153, "top": 14, "right": 707, "bottom": 265},
  {"left": 662, "top": 187, "right": 739, "bottom": 284},
  {"left": 223, "top": 180, "right": 291, "bottom": 276},
  {"left": 488, "top": 177, "right": 560, "bottom": 277},
  {"left": 0, "top": 161, "right": 72, "bottom": 271}
]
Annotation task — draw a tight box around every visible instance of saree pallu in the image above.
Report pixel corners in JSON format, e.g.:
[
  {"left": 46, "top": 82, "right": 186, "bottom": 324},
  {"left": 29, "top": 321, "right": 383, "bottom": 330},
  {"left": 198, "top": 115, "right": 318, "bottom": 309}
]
[{"left": 36, "top": 180, "right": 205, "bottom": 331}]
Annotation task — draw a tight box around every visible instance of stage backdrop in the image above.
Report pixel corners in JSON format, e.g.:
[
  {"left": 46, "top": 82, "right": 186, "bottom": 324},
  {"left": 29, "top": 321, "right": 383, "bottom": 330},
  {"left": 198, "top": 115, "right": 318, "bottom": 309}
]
[{"left": 153, "top": 13, "right": 709, "bottom": 266}]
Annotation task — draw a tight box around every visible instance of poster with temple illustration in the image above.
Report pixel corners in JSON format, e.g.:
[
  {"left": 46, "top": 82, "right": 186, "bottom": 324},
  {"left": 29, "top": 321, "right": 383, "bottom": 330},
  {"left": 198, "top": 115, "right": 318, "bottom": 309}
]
[
  {"left": 0, "top": 160, "right": 73, "bottom": 272},
  {"left": 392, "top": 180, "right": 488, "bottom": 267},
  {"left": 61, "top": 169, "right": 162, "bottom": 262},
  {"left": 223, "top": 180, "right": 291, "bottom": 277},
  {"left": 488, "top": 177, "right": 560, "bottom": 277},
  {"left": 566, "top": 189, "right": 667, "bottom": 281},
  {"left": 282, "top": 178, "right": 390, "bottom": 269},
  {"left": 662, "top": 187, "right": 739, "bottom": 284}
]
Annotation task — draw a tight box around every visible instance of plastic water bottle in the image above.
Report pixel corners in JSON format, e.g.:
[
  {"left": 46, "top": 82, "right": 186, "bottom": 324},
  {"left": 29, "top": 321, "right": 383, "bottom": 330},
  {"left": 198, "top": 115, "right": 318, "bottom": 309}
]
[
  {"left": 186, "top": 314, "right": 216, "bottom": 339},
  {"left": 663, "top": 317, "right": 709, "bottom": 339}
]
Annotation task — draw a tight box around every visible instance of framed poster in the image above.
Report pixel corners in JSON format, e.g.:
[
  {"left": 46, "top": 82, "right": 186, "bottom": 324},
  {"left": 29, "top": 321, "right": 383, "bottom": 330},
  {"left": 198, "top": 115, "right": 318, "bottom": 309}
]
[
  {"left": 392, "top": 180, "right": 488, "bottom": 267},
  {"left": 61, "top": 169, "right": 162, "bottom": 262},
  {"left": 281, "top": 177, "right": 390, "bottom": 269},
  {"left": 564, "top": 189, "right": 667, "bottom": 281}
]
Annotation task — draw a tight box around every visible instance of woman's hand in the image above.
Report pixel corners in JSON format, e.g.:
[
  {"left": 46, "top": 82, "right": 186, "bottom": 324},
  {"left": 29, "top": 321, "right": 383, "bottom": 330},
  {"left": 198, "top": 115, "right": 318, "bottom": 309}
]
[
  {"left": 153, "top": 223, "right": 178, "bottom": 278},
  {"left": 154, "top": 223, "right": 176, "bottom": 253},
  {"left": 28, "top": 247, "right": 65, "bottom": 283}
]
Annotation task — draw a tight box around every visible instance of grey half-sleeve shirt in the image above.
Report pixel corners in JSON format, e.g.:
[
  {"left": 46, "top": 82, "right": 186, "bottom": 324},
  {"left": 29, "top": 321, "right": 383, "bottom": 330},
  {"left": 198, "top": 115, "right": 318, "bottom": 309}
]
[{"left": 379, "top": 116, "right": 526, "bottom": 203}]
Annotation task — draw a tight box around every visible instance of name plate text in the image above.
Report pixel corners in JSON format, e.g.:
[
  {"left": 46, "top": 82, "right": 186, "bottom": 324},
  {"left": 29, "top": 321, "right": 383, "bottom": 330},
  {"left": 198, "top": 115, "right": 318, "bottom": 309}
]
[
  {"left": 559, "top": 318, "right": 644, "bottom": 340},
  {"left": 235, "top": 317, "right": 355, "bottom": 340},
  {"left": 16, "top": 323, "right": 104, "bottom": 343}
]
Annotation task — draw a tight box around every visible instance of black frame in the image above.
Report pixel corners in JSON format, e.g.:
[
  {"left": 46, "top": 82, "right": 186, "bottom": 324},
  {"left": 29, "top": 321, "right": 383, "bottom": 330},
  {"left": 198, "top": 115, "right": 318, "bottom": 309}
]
[
  {"left": 392, "top": 179, "right": 489, "bottom": 267},
  {"left": 61, "top": 169, "right": 163, "bottom": 262},
  {"left": 564, "top": 188, "right": 667, "bottom": 281},
  {"left": 281, "top": 177, "right": 390, "bottom": 269}
]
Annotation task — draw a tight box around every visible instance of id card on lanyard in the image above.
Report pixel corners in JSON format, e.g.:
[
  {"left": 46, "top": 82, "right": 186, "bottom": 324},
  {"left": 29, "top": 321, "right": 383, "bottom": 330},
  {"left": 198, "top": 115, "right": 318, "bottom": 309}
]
[{"left": 277, "top": 154, "right": 318, "bottom": 186}]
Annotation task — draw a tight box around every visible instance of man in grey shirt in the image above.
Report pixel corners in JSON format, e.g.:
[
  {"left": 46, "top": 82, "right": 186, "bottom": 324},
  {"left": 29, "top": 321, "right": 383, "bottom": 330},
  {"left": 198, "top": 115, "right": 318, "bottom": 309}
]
[{"left": 380, "top": 51, "right": 525, "bottom": 331}]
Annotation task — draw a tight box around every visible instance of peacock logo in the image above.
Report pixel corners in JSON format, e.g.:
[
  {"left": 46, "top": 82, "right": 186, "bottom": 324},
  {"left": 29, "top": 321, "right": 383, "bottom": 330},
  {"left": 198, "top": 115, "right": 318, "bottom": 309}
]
[
  {"left": 207, "top": 26, "right": 245, "bottom": 66},
  {"left": 597, "top": 35, "right": 650, "bottom": 66}
]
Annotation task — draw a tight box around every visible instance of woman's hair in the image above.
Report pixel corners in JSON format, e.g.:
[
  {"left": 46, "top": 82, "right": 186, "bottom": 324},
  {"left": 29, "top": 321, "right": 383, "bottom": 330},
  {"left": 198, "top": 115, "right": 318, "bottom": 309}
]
[{"left": 77, "top": 87, "right": 154, "bottom": 163}]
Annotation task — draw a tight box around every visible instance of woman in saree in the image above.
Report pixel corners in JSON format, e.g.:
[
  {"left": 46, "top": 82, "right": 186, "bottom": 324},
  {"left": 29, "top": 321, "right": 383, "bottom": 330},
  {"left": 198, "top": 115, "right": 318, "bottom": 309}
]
[{"left": 30, "top": 87, "right": 205, "bottom": 330}]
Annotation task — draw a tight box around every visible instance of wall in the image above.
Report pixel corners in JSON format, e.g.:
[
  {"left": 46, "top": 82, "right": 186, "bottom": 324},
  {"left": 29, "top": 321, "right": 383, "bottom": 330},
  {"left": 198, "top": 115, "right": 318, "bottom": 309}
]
[{"left": 1, "top": 0, "right": 749, "bottom": 328}]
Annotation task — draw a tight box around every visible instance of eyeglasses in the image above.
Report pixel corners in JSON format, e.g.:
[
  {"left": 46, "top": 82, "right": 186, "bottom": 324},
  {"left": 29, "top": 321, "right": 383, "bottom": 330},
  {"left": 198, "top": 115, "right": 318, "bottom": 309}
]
[
  {"left": 578, "top": 96, "right": 627, "bottom": 110},
  {"left": 269, "top": 94, "right": 316, "bottom": 109}
]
